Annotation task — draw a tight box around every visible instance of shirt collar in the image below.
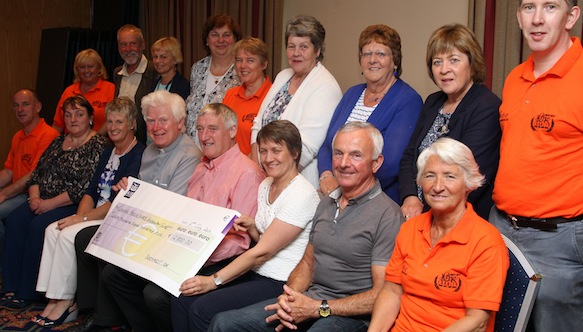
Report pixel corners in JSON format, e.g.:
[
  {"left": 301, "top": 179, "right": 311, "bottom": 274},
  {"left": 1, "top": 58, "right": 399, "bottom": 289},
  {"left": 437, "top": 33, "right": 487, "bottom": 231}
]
[
  {"left": 119, "top": 54, "right": 148, "bottom": 76},
  {"left": 417, "top": 202, "right": 477, "bottom": 245},
  {"left": 201, "top": 143, "right": 241, "bottom": 170},
  {"left": 522, "top": 36, "right": 582, "bottom": 81},
  {"left": 157, "top": 133, "right": 183, "bottom": 154}
]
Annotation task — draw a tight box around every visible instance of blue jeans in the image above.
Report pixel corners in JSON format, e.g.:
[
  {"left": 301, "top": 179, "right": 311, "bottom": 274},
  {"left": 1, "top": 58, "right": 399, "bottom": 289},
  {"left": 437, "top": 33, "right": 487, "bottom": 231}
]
[
  {"left": 489, "top": 206, "right": 583, "bottom": 332},
  {"left": 0, "top": 193, "right": 28, "bottom": 273},
  {"left": 209, "top": 298, "right": 369, "bottom": 332}
]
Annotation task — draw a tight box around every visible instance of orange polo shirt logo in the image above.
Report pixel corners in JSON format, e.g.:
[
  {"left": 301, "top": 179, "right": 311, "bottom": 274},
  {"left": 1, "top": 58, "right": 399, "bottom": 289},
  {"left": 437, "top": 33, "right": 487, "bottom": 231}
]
[
  {"left": 530, "top": 113, "right": 555, "bottom": 132},
  {"left": 434, "top": 272, "right": 462, "bottom": 292}
]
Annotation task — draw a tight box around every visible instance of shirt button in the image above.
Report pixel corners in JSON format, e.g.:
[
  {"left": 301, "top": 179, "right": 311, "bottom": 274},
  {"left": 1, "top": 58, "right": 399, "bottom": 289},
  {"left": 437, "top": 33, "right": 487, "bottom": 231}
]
[
  {"left": 424, "top": 264, "right": 428, "bottom": 268},
  {"left": 532, "top": 83, "right": 536, "bottom": 87},
  {"left": 525, "top": 100, "right": 530, "bottom": 104}
]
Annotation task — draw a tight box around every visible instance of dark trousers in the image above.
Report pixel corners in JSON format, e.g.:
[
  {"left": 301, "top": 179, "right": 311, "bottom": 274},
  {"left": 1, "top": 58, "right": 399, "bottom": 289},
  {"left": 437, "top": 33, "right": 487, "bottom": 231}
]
[
  {"left": 171, "top": 271, "right": 284, "bottom": 332},
  {"left": 2, "top": 202, "right": 76, "bottom": 300},
  {"left": 101, "top": 264, "right": 170, "bottom": 332},
  {"left": 75, "top": 225, "right": 126, "bottom": 326}
]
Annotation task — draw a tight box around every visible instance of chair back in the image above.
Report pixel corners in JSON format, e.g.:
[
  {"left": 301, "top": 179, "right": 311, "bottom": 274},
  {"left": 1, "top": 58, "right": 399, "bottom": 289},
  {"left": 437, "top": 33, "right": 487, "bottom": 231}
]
[{"left": 495, "top": 234, "right": 541, "bottom": 332}]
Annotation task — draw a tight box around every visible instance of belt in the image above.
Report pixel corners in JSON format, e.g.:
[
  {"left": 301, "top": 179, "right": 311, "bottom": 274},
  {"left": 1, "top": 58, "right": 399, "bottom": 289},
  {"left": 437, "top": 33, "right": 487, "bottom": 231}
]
[{"left": 504, "top": 212, "right": 583, "bottom": 230}]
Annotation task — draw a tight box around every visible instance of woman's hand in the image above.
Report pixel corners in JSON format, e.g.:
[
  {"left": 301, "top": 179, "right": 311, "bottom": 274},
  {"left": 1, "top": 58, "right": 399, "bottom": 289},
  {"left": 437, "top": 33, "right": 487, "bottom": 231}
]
[
  {"left": 179, "top": 275, "right": 216, "bottom": 296},
  {"left": 233, "top": 215, "right": 256, "bottom": 232},
  {"left": 234, "top": 215, "right": 260, "bottom": 241},
  {"left": 401, "top": 196, "right": 424, "bottom": 220},
  {"left": 112, "top": 177, "right": 129, "bottom": 192},
  {"left": 56, "top": 214, "right": 84, "bottom": 230},
  {"left": 28, "top": 197, "right": 42, "bottom": 212},
  {"left": 30, "top": 197, "right": 56, "bottom": 215},
  {"left": 319, "top": 170, "right": 339, "bottom": 196}
]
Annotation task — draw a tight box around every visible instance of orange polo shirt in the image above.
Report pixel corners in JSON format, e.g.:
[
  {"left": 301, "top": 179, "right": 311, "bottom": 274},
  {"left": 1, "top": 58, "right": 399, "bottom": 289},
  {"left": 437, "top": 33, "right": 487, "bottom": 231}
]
[
  {"left": 223, "top": 77, "right": 272, "bottom": 155},
  {"left": 386, "top": 204, "right": 509, "bottom": 332},
  {"left": 493, "top": 38, "right": 583, "bottom": 218},
  {"left": 53, "top": 78, "right": 115, "bottom": 133},
  {"left": 4, "top": 118, "right": 59, "bottom": 182}
]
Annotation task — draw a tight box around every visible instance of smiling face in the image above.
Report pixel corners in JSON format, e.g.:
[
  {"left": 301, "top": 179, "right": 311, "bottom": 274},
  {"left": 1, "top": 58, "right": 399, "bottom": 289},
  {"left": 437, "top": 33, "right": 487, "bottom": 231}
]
[
  {"left": 206, "top": 25, "right": 236, "bottom": 58},
  {"left": 332, "top": 129, "right": 383, "bottom": 197},
  {"left": 118, "top": 29, "right": 144, "bottom": 66},
  {"left": 235, "top": 49, "right": 267, "bottom": 86},
  {"left": 12, "top": 90, "right": 41, "bottom": 130},
  {"left": 145, "top": 105, "right": 182, "bottom": 149},
  {"left": 77, "top": 60, "right": 100, "bottom": 86},
  {"left": 286, "top": 35, "right": 319, "bottom": 77},
  {"left": 259, "top": 140, "right": 298, "bottom": 180},
  {"left": 106, "top": 112, "right": 133, "bottom": 146},
  {"left": 152, "top": 48, "right": 177, "bottom": 77},
  {"left": 431, "top": 48, "right": 473, "bottom": 101},
  {"left": 196, "top": 113, "right": 236, "bottom": 160},
  {"left": 420, "top": 155, "right": 469, "bottom": 216},
  {"left": 517, "top": 0, "right": 579, "bottom": 58},
  {"left": 360, "top": 41, "right": 395, "bottom": 84},
  {"left": 64, "top": 104, "right": 92, "bottom": 136}
]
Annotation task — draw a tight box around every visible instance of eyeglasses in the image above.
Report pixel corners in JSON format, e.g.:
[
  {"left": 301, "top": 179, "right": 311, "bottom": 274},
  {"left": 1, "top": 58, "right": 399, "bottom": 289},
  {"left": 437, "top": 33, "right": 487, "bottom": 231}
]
[{"left": 361, "top": 51, "right": 390, "bottom": 59}]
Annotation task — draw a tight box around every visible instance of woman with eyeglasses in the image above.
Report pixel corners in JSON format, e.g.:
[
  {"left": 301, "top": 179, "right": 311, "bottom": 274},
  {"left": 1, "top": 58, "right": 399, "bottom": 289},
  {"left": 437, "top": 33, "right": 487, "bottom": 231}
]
[
  {"left": 318, "top": 24, "right": 422, "bottom": 203},
  {"left": 398, "top": 24, "right": 501, "bottom": 221}
]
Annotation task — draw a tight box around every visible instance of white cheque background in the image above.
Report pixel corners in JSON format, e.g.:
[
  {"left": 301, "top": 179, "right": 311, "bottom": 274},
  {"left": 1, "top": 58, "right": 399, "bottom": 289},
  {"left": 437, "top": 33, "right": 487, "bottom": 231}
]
[{"left": 85, "top": 176, "right": 240, "bottom": 297}]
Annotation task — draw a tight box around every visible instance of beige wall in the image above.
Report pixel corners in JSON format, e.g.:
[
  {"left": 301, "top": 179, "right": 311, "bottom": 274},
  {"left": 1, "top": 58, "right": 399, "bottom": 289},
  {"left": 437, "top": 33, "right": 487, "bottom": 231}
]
[
  {"left": 283, "top": 0, "right": 469, "bottom": 100},
  {"left": 0, "top": 0, "right": 91, "bottom": 160}
]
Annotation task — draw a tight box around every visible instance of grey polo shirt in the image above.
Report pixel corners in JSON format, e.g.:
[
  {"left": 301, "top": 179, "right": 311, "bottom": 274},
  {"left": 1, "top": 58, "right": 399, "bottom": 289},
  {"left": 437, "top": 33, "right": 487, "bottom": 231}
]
[{"left": 306, "top": 180, "right": 403, "bottom": 300}]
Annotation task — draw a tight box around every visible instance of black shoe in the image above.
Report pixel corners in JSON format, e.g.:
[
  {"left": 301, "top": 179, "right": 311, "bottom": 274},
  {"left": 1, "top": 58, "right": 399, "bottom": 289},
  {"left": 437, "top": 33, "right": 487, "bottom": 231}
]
[{"left": 0, "top": 297, "right": 33, "bottom": 310}]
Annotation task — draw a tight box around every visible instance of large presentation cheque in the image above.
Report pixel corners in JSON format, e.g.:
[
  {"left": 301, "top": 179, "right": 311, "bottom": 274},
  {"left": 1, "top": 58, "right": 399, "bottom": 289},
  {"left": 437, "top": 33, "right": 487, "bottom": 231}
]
[{"left": 85, "top": 177, "right": 239, "bottom": 297}]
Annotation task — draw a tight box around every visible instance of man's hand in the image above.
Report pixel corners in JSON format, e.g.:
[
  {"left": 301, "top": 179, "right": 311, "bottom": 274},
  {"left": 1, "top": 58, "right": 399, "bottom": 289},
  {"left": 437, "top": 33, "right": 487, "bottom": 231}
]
[{"left": 265, "top": 284, "right": 319, "bottom": 331}]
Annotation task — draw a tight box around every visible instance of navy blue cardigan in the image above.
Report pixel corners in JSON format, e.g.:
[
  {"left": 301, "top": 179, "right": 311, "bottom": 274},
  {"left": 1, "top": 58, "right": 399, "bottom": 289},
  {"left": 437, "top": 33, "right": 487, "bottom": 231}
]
[
  {"left": 85, "top": 142, "right": 145, "bottom": 205},
  {"left": 398, "top": 83, "right": 501, "bottom": 219}
]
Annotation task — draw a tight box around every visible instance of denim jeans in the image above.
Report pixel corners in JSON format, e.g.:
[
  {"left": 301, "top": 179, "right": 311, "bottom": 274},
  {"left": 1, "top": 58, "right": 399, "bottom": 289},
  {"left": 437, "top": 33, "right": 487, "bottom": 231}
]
[
  {"left": 490, "top": 206, "right": 583, "bottom": 332},
  {"left": 209, "top": 298, "right": 369, "bottom": 332}
]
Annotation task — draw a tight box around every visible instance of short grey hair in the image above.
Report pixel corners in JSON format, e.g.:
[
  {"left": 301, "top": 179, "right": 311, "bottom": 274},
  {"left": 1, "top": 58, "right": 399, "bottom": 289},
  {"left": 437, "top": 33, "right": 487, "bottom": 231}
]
[
  {"left": 198, "top": 103, "right": 238, "bottom": 130},
  {"left": 416, "top": 137, "right": 485, "bottom": 191},
  {"left": 141, "top": 90, "right": 185, "bottom": 122},
  {"left": 285, "top": 15, "right": 326, "bottom": 61},
  {"left": 332, "top": 122, "right": 383, "bottom": 160}
]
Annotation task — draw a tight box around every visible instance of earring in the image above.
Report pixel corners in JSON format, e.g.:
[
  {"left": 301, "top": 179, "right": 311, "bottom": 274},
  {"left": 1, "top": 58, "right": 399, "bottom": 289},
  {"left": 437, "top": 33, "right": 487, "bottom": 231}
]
[
  {"left": 394, "top": 68, "right": 398, "bottom": 77},
  {"left": 90, "top": 121, "right": 94, "bottom": 126}
]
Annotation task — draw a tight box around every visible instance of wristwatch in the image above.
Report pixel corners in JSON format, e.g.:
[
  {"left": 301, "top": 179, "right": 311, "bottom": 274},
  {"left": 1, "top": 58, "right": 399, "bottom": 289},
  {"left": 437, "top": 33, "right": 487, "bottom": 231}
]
[
  {"left": 318, "top": 300, "right": 331, "bottom": 318},
  {"left": 212, "top": 273, "right": 223, "bottom": 287}
]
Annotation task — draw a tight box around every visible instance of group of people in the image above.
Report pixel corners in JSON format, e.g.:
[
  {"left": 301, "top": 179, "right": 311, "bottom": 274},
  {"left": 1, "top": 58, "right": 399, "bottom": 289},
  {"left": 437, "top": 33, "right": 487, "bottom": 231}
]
[{"left": 0, "top": 0, "right": 581, "bottom": 331}]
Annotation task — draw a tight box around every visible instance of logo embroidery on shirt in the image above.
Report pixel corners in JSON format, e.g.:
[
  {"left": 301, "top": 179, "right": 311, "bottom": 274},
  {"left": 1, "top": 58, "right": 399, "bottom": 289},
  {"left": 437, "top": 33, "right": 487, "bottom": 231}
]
[
  {"left": 530, "top": 113, "right": 555, "bottom": 132},
  {"left": 434, "top": 272, "right": 462, "bottom": 292}
]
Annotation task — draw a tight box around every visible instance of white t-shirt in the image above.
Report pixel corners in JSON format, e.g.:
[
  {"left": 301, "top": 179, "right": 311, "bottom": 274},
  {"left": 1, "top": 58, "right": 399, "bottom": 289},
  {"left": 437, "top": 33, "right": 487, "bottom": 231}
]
[{"left": 253, "top": 174, "right": 320, "bottom": 281}]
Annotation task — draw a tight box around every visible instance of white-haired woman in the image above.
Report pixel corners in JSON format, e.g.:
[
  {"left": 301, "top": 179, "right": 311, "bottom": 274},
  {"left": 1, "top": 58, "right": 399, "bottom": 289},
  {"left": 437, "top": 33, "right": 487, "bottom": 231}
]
[{"left": 369, "top": 138, "right": 509, "bottom": 332}]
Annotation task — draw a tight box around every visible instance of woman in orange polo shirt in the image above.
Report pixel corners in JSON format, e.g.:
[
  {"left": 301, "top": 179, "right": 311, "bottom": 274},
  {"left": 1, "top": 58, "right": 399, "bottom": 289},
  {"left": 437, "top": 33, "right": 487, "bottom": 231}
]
[
  {"left": 369, "top": 138, "right": 509, "bottom": 332},
  {"left": 222, "top": 37, "right": 272, "bottom": 155},
  {"left": 53, "top": 49, "right": 115, "bottom": 136}
]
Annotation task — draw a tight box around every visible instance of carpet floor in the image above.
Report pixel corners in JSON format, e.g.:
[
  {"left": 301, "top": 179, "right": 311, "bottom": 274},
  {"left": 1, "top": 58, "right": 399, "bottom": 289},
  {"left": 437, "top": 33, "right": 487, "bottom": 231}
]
[{"left": 0, "top": 303, "right": 88, "bottom": 331}]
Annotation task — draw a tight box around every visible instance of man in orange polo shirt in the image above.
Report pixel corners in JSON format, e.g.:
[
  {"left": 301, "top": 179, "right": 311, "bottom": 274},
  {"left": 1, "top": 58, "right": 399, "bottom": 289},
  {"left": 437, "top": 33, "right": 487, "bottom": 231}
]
[
  {"left": 489, "top": 1, "right": 582, "bottom": 331},
  {"left": 0, "top": 89, "right": 59, "bottom": 276}
]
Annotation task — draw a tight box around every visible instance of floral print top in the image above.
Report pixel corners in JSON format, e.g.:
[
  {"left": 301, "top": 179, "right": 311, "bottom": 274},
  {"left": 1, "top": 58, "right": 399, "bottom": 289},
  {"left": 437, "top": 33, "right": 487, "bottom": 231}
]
[
  {"left": 28, "top": 134, "right": 109, "bottom": 204},
  {"left": 185, "top": 56, "right": 241, "bottom": 144}
]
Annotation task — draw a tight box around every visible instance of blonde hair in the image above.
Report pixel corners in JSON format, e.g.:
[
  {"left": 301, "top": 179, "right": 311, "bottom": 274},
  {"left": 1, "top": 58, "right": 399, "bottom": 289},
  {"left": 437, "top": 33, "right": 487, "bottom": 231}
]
[
  {"left": 73, "top": 49, "right": 108, "bottom": 83},
  {"left": 151, "top": 37, "right": 183, "bottom": 65}
]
